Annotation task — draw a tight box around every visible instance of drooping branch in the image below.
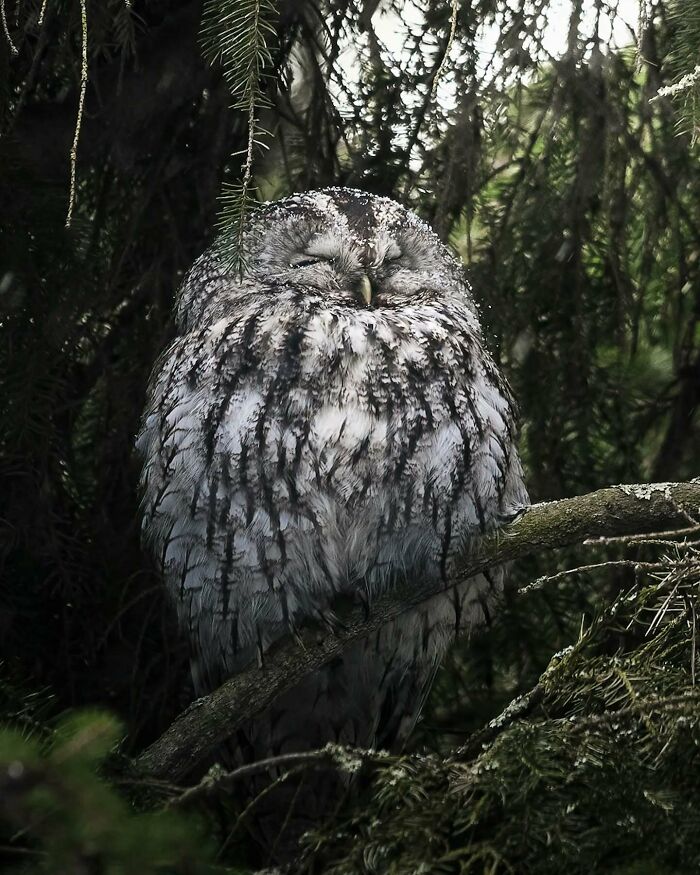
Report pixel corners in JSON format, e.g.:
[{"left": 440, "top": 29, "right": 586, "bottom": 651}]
[{"left": 131, "top": 481, "right": 700, "bottom": 782}]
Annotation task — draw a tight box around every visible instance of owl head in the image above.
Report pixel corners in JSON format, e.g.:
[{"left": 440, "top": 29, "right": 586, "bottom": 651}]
[
  {"left": 245, "top": 187, "right": 472, "bottom": 310},
  {"left": 178, "top": 188, "right": 477, "bottom": 329}
]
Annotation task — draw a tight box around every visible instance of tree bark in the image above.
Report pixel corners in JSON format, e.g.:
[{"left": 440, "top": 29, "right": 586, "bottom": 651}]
[{"left": 131, "top": 481, "right": 700, "bottom": 782}]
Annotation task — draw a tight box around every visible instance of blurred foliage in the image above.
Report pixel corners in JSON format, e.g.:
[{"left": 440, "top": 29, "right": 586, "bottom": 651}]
[
  {"left": 1, "top": 0, "right": 700, "bottom": 871},
  {"left": 0, "top": 709, "right": 231, "bottom": 873}
]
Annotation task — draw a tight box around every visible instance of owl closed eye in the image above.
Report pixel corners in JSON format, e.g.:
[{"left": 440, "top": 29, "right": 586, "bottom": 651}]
[{"left": 241, "top": 189, "right": 466, "bottom": 310}]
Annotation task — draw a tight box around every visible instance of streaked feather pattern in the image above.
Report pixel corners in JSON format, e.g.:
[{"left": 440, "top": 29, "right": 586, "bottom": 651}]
[{"left": 138, "top": 188, "right": 527, "bottom": 834}]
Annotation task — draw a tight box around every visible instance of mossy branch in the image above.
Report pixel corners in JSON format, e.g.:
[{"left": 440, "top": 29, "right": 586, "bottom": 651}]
[{"left": 131, "top": 481, "right": 700, "bottom": 782}]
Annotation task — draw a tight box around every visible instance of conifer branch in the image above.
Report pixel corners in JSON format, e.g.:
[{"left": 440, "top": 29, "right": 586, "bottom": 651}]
[
  {"left": 130, "top": 481, "right": 700, "bottom": 782},
  {"left": 201, "top": 0, "right": 276, "bottom": 274}
]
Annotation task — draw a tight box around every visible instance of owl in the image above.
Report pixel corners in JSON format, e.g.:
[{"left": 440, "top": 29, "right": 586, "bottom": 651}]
[{"left": 137, "top": 187, "right": 528, "bottom": 852}]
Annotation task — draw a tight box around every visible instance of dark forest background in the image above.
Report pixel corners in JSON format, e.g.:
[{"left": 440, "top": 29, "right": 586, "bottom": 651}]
[{"left": 2, "top": 0, "right": 700, "bottom": 872}]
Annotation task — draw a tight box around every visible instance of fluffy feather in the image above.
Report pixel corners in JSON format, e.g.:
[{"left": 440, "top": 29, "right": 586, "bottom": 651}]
[{"left": 137, "top": 188, "right": 528, "bottom": 848}]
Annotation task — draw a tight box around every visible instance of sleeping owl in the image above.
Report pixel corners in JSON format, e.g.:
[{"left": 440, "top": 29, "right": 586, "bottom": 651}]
[{"left": 137, "top": 187, "right": 528, "bottom": 852}]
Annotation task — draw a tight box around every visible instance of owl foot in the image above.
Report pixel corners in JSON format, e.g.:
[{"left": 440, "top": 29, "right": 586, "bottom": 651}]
[
  {"left": 496, "top": 504, "right": 529, "bottom": 525},
  {"left": 256, "top": 626, "right": 265, "bottom": 668},
  {"left": 315, "top": 606, "right": 347, "bottom": 636},
  {"left": 355, "top": 586, "right": 371, "bottom": 621},
  {"left": 286, "top": 616, "right": 306, "bottom": 650}
]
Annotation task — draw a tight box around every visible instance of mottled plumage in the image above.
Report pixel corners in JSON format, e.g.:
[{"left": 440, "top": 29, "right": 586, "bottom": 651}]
[{"left": 137, "top": 188, "right": 527, "bottom": 838}]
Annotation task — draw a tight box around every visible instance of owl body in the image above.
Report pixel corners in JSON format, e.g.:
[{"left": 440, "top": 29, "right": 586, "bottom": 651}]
[{"left": 138, "top": 188, "right": 527, "bottom": 762}]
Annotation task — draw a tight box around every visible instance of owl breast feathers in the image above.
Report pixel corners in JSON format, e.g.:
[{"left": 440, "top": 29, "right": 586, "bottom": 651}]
[{"left": 137, "top": 187, "right": 528, "bottom": 757}]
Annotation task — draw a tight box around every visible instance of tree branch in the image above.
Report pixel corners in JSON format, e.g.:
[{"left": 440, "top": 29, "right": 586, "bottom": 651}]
[
  {"left": 166, "top": 743, "right": 380, "bottom": 809},
  {"left": 131, "top": 481, "right": 700, "bottom": 782}
]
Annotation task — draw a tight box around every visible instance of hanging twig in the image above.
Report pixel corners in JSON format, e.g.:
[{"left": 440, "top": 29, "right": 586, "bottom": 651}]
[
  {"left": 65, "top": 0, "right": 88, "bottom": 228},
  {"left": 0, "top": 0, "right": 18, "bottom": 55},
  {"left": 518, "top": 560, "right": 664, "bottom": 595},
  {"left": 431, "top": 0, "right": 459, "bottom": 97}
]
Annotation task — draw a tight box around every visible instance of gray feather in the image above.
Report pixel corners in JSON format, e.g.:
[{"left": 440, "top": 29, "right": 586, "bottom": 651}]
[{"left": 137, "top": 187, "right": 528, "bottom": 764}]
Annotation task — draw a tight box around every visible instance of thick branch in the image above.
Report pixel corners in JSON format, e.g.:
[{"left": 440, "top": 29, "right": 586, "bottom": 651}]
[{"left": 132, "top": 481, "right": 700, "bottom": 781}]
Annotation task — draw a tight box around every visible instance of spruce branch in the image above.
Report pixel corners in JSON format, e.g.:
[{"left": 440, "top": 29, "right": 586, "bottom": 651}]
[
  {"left": 201, "top": 0, "right": 276, "bottom": 274},
  {"left": 130, "top": 481, "right": 700, "bottom": 782}
]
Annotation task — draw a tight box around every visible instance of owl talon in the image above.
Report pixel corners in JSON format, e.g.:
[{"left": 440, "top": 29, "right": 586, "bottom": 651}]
[
  {"left": 256, "top": 625, "right": 266, "bottom": 668},
  {"left": 356, "top": 588, "right": 371, "bottom": 621},
  {"left": 317, "top": 608, "right": 347, "bottom": 636},
  {"left": 287, "top": 617, "right": 306, "bottom": 650},
  {"left": 497, "top": 505, "right": 529, "bottom": 525}
]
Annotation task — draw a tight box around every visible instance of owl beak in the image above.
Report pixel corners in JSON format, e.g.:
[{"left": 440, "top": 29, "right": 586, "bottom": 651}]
[{"left": 358, "top": 274, "right": 372, "bottom": 307}]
